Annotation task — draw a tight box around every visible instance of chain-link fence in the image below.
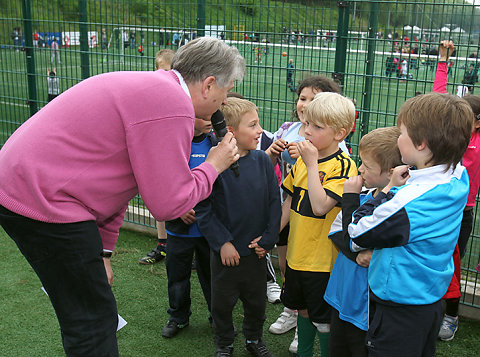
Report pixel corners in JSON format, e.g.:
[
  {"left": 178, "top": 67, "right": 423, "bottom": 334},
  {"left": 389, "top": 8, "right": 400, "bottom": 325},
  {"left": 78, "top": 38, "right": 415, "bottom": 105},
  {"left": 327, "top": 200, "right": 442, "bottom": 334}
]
[{"left": 1, "top": 0, "right": 479, "bottom": 309}]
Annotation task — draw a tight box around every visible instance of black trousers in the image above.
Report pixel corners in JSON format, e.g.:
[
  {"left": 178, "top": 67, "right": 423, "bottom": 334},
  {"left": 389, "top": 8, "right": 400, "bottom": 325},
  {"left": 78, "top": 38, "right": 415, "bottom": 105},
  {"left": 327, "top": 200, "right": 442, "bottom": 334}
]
[
  {"left": 0, "top": 205, "right": 118, "bottom": 357},
  {"left": 210, "top": 251, "right": 267, "bottom": 347},
  {"left": 330, "top": 308, "right": 367, "bottom": 357},
  {"left": 166, "top": 233, "right": 211, "bottom": 323},
  {"left": 366, "top": 299, "right": 442, "bottom": 357}
]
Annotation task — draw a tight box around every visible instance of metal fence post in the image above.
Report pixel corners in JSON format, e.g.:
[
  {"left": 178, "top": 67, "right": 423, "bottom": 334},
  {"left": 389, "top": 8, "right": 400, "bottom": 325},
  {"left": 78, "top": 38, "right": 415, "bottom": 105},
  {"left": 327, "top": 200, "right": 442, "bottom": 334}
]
[
  {"left": 333, "top": 1, "right": 350, "bottom": 88},
  {"left": 197, "top": 0, "right": 206, "bottom": 37},
  {"left": 361, "top": 1, "right": 379, "bottom": 136},
  {"left": 22, "top": 0, "right": 37, "bottom": 116},
  {"left": 79, "top": 0, "right": 90, "bottom": 79}
]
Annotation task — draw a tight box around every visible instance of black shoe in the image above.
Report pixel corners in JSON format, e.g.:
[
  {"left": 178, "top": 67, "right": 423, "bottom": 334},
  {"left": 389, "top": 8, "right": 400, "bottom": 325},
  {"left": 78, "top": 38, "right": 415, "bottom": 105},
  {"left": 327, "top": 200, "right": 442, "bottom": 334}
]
[
  {"left": 161, "top": 320, "right": 188, "bottom": 338},
  {"left": 215, "top": 346, "right": 233, "bottom": 357},
  {"left": 139, "top": 245, "right": 166, "bottom": 264},
  {"left": 245, "top": 340, "right": 274, "bottom": 357}
]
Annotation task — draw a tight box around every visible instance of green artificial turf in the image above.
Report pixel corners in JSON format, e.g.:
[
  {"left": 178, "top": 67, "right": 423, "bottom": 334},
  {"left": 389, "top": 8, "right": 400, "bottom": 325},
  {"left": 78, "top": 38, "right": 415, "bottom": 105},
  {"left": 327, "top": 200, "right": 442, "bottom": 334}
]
[{"left": 1, "top": 227, "right": 479, "bottom": 356}]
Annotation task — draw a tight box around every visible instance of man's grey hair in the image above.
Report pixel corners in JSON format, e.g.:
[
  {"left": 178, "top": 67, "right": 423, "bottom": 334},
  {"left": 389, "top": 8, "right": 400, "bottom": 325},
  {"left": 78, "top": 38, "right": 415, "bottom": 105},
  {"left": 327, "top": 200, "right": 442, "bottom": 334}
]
[{"left": 171, "top": 37, "right": 246, "bottom": 88}]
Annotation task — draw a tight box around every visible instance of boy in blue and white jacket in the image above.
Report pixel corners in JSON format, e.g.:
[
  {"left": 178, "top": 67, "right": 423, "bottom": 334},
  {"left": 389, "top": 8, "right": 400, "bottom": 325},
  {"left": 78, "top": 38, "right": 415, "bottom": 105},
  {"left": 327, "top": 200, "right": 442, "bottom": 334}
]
[
  {"left": 324, "top": 127, "right": 403, "bottom": 357},
  {"left": 347, "top": 93, "right": 473, "bottom": 357}
]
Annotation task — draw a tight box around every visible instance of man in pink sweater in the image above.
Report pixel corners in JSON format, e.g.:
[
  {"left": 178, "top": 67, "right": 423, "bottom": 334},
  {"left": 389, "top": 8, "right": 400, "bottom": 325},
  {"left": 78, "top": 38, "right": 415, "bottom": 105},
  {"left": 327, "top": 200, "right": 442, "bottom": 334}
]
[{"left": 0, "top": 37, "right": 244, "bottom": 356}]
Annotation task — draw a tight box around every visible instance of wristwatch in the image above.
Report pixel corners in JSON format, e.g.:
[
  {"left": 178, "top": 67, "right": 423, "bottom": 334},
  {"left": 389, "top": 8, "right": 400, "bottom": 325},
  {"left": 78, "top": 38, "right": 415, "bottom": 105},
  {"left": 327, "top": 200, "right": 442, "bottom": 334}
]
[{"left": 100, "top": 251, "right": 113, "bottom": 258}]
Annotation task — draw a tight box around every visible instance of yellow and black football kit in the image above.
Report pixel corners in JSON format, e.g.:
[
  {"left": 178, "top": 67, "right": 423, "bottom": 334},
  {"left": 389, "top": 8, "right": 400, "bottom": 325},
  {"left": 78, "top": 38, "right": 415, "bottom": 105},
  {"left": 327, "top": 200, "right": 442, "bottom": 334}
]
[{"left": 282, "top": 149, "right": 357, "bottom": 272}]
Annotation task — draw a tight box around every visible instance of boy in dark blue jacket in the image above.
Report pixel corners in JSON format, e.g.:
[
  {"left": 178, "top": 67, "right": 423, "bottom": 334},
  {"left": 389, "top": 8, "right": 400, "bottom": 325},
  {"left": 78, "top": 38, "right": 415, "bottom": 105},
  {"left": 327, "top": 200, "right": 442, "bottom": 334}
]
[{"left": 197, "top": 97, "right": 281, "bottom": 357}]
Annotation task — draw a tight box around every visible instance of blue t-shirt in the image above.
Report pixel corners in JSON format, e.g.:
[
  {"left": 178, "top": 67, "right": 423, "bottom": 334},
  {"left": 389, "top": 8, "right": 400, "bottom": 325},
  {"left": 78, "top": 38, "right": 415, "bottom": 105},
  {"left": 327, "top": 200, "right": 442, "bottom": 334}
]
[{"left": 166, "top": 134, "right": 212, "bottom": 238}]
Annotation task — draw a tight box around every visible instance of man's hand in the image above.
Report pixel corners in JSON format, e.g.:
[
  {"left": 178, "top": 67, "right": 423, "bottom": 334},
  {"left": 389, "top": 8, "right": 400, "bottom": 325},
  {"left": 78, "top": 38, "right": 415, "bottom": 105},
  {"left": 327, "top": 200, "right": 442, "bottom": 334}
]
[
  {"left": 344, "top": 175, "right": 363, "bottom": 194},
  {"left": 205, "top": 132, "right": 240, "bottom": 174},
  {"left": 103, "top": 257, "right": 114, "bottom": 286},
  {"left": 180, "top": 209, "right": 196, "bottom": 225},
  {"left": 220, "top": 242, "right": 240, "bottom": 266},
  {"left": 248, "top": 236, "right": 267, "bottom": 259},
  {"left": 356, "top": 249, "right": 373, "bottom": 268},
  {"left": 297, "top": 140, "right": 318, "bottom": 168}
]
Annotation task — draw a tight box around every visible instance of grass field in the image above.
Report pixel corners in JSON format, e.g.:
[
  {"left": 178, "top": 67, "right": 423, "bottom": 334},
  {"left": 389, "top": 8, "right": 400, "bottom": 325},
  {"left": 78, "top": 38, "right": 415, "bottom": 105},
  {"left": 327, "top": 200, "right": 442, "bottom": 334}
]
[{"left": 1, "top": 226, "right": 480, "bottom": 356}]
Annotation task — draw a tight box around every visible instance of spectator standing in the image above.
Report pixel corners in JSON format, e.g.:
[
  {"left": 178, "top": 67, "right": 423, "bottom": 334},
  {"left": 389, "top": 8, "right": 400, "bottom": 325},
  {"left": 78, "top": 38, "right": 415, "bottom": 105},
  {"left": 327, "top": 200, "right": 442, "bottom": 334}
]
[
  {"left": 46, "top": 68, "right": 60, "bottom": 102},
  {"left": 33, "top": 30, "right": 39, "bottom": 48},
  {"left": 287, "top": 59, "right": 296, "bottom": 92},
  {"left": 101, "top": 28, "right": 107, "bottom": 50},
  {"left": 50, "top": 38, "right": 60, "bottom": 65}
]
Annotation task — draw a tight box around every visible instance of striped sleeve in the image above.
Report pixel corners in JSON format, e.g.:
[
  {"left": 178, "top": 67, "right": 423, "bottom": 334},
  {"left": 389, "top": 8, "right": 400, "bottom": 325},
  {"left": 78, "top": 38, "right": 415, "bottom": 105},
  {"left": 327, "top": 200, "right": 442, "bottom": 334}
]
[
  {"left": 323, "top": 154, "right": 357, "bottom": 203},
  {"left": 348, "top": 191, "right": 410, "bottom": 251},
  {"left": 281, "top": 160, "right": 297, "bottom": 196}
]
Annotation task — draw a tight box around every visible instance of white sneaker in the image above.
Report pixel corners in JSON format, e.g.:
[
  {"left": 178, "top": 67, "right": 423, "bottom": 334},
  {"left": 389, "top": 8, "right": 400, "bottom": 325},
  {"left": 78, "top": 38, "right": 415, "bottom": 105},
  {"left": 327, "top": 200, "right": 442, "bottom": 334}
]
[
  {"left": 269, "top": 308, "right": 297, "bottom": 334},
  {"left": 266, "top": 281, "right": 281, "bottom": 304},
  {"left": 438, "top": 314, "right": 459, "bottom": 341},
  {"left": 288, "top": 327, "right": 298, "bottom": 353}
]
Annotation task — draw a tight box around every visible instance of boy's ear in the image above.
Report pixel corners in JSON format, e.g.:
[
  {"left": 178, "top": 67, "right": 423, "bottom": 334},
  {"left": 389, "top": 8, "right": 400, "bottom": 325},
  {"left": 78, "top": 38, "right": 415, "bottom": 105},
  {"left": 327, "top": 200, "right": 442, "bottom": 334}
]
[
  {"left": 335, "top": 128, "right": 347, "bottom": 141},
  {"left": 202, "top": 76, "right": 216, "bottom": 99},
  {"left": 226, "top": 125, "right": 235, "bottom": 136},
  {"left": 387, "top": 167, "right": 395, "bottom": 179},
  {"left": 474, "top": 120, "right": 480, "bottom": 131},
  {"left": 416, "top": 140, "right": 427, "bottom": 151}
]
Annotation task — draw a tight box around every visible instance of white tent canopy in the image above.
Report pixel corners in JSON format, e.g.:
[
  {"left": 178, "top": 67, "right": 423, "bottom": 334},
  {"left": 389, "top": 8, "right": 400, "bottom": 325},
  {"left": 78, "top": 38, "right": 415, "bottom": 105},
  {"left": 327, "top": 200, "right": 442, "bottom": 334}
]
[{"left": 452, "top": 27, "right": 466, "bottom": 33}]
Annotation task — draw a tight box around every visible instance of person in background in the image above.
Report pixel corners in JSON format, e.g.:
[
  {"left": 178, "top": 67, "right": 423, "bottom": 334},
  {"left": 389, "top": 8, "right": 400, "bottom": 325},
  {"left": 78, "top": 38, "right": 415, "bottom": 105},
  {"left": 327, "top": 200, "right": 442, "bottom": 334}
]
[
  {"left": 101, "top": 28, "right": 107, "bottom": 50},
  {"left": 33, "top": 30, "right": 39, "bottom": 48},
  {"left": 429, "top": 41, "right": 480, "bottom": 342},
  {"left": 139, "top": 48, "right": 177, "bottom": 265},
  {"left": 438, "top": 95, "right": 480, "bottom": 342},
  {"left": 161, "top": 116, "right": 215, "bottom": 339},
  {"left": 287, "top": 59, "right": 296, "bottom": 92},
  {"left": 154, "top": 48, "right": 175, "bottom": 71},
  {"left": 46, "top": 68, "right": 60, "bottom": 102},
  {"left": 50, "top": 38, "right": 60, "bottom": 65}
]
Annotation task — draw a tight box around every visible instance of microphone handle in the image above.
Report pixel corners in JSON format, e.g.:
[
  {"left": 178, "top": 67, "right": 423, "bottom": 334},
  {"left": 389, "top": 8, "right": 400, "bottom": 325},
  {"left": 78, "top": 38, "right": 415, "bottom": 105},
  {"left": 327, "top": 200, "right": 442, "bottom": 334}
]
[{"left": 210, "top": 109, "right": 239, "bottom": 177}]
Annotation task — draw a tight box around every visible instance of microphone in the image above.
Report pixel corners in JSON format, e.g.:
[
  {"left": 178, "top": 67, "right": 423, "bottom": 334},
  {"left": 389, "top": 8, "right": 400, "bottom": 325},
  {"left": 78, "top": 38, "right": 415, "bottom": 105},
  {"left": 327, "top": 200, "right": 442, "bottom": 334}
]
[{"left": 211, "top": 109, "right": 240, "bottom": 177}]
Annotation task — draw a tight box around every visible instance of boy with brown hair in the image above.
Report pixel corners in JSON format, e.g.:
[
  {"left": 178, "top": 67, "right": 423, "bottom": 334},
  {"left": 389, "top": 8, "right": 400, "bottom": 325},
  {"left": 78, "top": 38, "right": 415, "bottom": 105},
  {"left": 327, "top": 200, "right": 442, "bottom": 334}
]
[
  {"left": 280, "top": 92, "right": 357, "bottom": 356},
  {"left": 325, "top": 126, "right": 403, "bottom": 357},
  {"left": 348, "top": 92, "right": 473, "bottom": 356},
  {"left": 196, "top": 97, "right": 281, "bottom": 357}
]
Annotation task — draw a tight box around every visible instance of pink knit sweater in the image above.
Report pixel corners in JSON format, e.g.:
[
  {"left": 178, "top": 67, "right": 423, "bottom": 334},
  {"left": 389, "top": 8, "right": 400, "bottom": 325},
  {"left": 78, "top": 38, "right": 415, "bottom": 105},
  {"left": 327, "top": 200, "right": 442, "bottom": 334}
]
[{"left": 0, "top": 70, "right": 218, "bottom": 250}]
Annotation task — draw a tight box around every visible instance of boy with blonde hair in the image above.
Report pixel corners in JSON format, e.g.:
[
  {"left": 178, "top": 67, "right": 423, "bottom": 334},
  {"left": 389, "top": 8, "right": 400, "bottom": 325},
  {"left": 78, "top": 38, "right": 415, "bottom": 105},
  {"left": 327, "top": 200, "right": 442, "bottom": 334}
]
[
  {"left": 325, "top": 127, "right": 402, "bottom": 357},
  {"left": 348, "top": 92, "right": 473, "bottom": 356},
  {"left": 196, "top": 97, "right": 281, "bottom": 357},
  {"left": 155, "top": 48, "right": 175, "bottom": 70},
  {"left": 280, "top": 91, "right": 357, "bottom": 356}
]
